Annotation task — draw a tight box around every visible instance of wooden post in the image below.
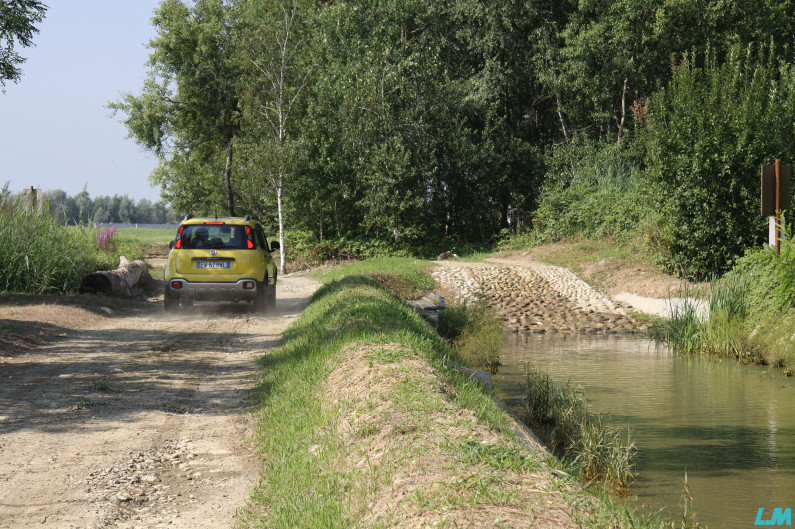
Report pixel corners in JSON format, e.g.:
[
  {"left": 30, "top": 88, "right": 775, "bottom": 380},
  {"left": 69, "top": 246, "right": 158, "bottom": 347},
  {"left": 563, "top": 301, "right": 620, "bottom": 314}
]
[
  {"left": 762, "top": 161, "right": 791, "bottom": 254},
  {"left": 776, "top": 159, "right": 781, "bottom": 255}
]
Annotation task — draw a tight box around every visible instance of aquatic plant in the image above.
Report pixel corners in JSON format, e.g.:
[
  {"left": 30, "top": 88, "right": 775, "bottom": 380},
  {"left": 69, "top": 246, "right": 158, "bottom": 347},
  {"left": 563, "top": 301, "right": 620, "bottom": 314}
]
[
  {"left": 521, "top": 370, "right": 637, "bottom": 493},
  {"left": 652, "top": 275, "right": 750, "bottom": 356}
]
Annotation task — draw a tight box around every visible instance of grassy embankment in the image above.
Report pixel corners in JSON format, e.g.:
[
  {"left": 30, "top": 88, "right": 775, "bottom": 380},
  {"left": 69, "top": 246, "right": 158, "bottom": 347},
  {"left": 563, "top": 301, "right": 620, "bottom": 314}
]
[{"left": 240, "top": 258, "right": 679, "bottom": 528}]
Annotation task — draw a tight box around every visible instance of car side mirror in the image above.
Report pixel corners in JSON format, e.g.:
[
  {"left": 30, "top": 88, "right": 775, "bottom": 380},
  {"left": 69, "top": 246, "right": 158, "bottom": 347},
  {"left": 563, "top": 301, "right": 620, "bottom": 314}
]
[
  {"left": 169, "top": 240, "right": 175, "bottom": 249},
  {"left": 270, "top": 241, "right": 280, "bottom": 251}
]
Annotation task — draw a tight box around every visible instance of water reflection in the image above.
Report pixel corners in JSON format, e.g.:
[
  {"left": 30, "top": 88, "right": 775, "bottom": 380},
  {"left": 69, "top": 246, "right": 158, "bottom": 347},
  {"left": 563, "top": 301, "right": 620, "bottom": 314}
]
[{"left": 495, "top": 333, "right": 795, "bottom": 529}]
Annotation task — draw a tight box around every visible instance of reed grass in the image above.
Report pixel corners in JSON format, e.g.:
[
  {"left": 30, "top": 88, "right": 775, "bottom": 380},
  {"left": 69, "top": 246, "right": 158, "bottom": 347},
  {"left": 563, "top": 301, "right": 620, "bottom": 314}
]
[
  {"left": 520, "top": 370, "right": 637, "bottom": 493},
  {"left": 0, "top": 196, "right": 115, "bottom": 294},
  {"left": 652, "top": 274, "right": 751, "bottom": 357}
]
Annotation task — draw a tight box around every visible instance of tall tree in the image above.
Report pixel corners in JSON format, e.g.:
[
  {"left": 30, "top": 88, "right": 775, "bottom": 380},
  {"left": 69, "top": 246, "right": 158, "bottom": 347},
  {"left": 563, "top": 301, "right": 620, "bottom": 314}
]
[
  {"left": 110, "top": 0, "right": 241, "bottom": 215},
  {"left": 0, "top": 0, "right": 47, "bottom": 89},
  {"left": 238, "top": 0, "right": 312, "bottom": 273}
]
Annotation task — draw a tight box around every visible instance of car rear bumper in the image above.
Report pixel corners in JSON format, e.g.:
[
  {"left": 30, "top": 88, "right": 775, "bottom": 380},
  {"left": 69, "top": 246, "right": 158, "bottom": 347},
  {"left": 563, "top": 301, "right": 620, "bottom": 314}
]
[{"left": 166, "top": 278, "right": 261, "bottom": 301}]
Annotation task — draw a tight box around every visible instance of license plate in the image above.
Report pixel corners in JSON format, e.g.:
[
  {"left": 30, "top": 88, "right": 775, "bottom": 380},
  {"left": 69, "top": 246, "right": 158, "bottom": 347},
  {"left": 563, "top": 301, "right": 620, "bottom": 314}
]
[{"left": 196, "top": 261, "right": 230, "bottom": 269}]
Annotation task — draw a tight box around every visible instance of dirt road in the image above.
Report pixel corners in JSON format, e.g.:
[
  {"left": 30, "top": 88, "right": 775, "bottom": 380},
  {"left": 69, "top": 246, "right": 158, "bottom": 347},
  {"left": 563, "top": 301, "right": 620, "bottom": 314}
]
[{"left": 0, "top": 274, "right": 319, "bottom": 529}]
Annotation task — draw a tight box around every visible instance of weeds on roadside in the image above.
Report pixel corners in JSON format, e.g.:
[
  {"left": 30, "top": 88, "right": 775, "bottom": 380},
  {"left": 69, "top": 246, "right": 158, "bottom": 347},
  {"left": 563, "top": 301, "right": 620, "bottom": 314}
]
[
  {"left": 92, "top": 379, "right": 110, "bottom": 391},
  {"left": 67, "top": 397, "right": 93, "bottom": 411}
]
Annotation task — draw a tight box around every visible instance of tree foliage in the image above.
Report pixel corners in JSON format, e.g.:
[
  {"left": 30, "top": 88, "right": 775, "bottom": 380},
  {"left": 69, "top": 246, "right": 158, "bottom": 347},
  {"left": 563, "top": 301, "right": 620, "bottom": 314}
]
[
  {"left": 110, "top": 0, "right": 241, "bottom": 215},
  {"left": 32, "top": 188, "right": 180, "bottom": 225},
  {"left": 0, "top": 0, "right": 47, "bottom": 89},
  {"left": 114, "top": 0, "right": 795, "bottom": 274},
  {"left": 646, "top": 46, "right": 795, "bottom": 277}
]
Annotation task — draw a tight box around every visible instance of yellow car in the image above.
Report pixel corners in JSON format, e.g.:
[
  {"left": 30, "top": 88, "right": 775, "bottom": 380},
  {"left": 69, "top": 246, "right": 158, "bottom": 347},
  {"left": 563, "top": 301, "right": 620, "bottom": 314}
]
[{"left": 164, "top": 215, "right": 279, "bottom": 312}]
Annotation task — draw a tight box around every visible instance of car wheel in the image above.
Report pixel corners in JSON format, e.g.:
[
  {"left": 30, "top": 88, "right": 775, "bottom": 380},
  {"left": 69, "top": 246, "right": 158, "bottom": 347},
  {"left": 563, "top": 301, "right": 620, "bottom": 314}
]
[
  {"left": 164, "top": 287, "right": 179, "bottom": 313},
  {"left": 266, "top": 274, "right": 277, "bottom": 310},
  {"left": 254, "top": 280, "right": 267, "bottom": 313},
  {"left": 266, "top": 284, "right": 276, "bottom": 310}
]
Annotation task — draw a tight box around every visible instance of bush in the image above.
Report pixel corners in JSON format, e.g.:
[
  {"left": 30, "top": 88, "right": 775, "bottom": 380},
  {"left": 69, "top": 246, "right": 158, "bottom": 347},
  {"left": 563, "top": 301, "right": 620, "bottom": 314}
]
[
  {"left": 439, "top": 303, "right": 503, "bottom": 373},
  {"left": 530, "top": 137, "right": 649, "bottom": 245},
  {"left": 716, "top": 239, "right": 795, "bottom": 370},
  {"left": 286, "top": 228, "right": 494, "bottom": 270},
  {"left": 645, "top": 45, "right": 795, "bottom": 278},
  {"left": 730, "top": 238, "right": 795, "bottom": 313}
]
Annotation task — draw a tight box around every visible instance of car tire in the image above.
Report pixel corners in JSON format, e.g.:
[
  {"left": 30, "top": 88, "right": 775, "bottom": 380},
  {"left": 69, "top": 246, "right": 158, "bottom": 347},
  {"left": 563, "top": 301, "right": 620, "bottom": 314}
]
[
  {"left": 254, "top": 280, "right": 267, "bottom": 313},
  {"left": 266, "top": 273, "right": 277, "bottom": 310},
  {"left": 164, "top": 287, "right": 179, "bottom": 313}
]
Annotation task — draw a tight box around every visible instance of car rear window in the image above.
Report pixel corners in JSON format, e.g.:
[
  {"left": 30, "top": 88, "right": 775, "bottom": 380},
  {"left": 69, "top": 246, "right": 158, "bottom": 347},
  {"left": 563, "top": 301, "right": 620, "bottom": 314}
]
[{"left": 178, "top": 224, "right": 251, "bottom": 250}]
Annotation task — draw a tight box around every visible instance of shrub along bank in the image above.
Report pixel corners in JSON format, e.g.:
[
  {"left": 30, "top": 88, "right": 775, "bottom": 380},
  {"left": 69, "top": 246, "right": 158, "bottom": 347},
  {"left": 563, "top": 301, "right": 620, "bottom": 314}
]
[
  {"left": 241, "top": 259, "right": 684, "bottom": 528},
  {"left": 653, "top": 241, "right": 795, "bottom": 374}
]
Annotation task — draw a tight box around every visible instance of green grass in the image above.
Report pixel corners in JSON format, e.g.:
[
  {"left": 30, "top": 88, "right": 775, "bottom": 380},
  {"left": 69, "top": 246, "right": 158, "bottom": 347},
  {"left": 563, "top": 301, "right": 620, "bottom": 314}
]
[
  {"left": 455, "top": 251, "right": 492, "bottom": 262},
  {"left": 313, "top": 257, "right": 434, "bottom": 299},
  {"left": 241, "top": 261, "right": 668, "bottom": 528},
  {"left": 651, "top": 275, "right": 754, "bottom": 360},
  {"left": 115, "top": 227, "right": 176, "bottom": 245},
  {"left": 529, "top": 238, "right": 648, "bottom": 277}
]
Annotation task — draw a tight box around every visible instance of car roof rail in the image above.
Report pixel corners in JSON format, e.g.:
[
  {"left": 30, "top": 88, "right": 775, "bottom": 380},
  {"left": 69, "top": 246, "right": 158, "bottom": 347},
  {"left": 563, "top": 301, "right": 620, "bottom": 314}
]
[
  {"left": 243, "top": 214, "right": 250, "bottom": 221},
  {"left": 182, "top": 214, "right": 193, "bottom": 222}
]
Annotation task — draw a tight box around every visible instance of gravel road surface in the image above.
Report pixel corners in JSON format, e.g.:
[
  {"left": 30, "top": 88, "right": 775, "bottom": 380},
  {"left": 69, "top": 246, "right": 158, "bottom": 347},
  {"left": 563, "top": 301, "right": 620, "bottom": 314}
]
[{"left": 0, "top": 274, "right": 319, "bottom": 529}]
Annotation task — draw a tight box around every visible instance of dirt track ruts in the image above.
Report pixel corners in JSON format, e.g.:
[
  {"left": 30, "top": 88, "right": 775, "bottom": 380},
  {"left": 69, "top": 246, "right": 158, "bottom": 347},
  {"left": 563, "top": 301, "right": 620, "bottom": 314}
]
[{"left": 0, "top": 274, "right": 319, "bottom": 529}]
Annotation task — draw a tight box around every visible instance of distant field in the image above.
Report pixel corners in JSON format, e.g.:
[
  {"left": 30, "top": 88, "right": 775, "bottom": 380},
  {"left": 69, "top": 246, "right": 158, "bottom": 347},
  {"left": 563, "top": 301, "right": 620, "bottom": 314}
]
[{"left": 115, "top": 227, "right": 175, "bottom": 245}]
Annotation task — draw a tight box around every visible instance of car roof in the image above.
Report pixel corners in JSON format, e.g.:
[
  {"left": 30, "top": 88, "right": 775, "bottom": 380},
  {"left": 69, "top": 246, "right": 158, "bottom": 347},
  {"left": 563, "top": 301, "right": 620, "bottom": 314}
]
[{"left": 180, "top": 217, "right": 256, "bottom": 226}]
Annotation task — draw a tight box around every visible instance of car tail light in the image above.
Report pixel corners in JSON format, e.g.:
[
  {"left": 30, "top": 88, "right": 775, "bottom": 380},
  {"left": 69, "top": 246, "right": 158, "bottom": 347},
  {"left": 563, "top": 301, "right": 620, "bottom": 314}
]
[
  {"left": 242, "top": 281, "right": 255, "bottom": 290},
  {"left": 176, "top": 226, "right": 184, "bottom": 249},
  {"left": 204, "top": 221, "right": 225, "bottom": 225},
  {"left": 245, "top": 226, "right": 254, "bottom": 249},
  {"left": 171, "top": 281, "right": 183, "bottom": 289}
]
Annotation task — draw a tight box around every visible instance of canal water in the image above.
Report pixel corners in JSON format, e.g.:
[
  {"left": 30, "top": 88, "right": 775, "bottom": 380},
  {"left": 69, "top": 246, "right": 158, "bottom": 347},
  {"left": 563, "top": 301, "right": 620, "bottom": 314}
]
[{"left": 493, "top": 333, "right": 795, "bottom": 529}]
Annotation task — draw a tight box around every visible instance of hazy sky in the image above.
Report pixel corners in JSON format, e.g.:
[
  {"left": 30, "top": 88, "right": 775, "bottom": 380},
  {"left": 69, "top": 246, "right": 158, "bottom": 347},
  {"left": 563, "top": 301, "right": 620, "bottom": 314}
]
[{"left": 0, "top": 2, "right": 164, "bottom": 202}]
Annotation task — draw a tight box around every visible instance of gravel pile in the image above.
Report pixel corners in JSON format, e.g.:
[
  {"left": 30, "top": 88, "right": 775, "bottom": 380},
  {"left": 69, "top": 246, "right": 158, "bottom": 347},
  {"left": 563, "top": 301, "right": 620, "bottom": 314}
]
[
  {"left": 84, "top": 439, "right": 205, "bottom": 527},
  {"left": 432, "top": 264, "right": 650, "bottom": 334}
]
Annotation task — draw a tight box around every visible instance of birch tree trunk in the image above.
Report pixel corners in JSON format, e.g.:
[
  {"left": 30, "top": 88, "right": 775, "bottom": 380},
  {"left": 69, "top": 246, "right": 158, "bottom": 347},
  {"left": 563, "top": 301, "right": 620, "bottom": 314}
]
[
  {"left": 277, "top": 178, "right": 286, "bottom": 274},
  {"left": 223, "top": 136, "right": 236, "bottom": 216}
]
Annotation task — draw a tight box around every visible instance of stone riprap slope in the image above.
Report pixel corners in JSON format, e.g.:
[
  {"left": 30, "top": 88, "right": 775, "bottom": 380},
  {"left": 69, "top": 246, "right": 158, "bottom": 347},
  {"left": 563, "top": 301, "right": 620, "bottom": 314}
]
[{"left": 432, "top": 263, "right": 650, "bottom": 334}]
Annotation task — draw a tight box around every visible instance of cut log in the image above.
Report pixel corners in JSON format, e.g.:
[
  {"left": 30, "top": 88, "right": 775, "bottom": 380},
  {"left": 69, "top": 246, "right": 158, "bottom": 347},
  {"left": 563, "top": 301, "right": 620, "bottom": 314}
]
[{"left": 80, "top": 256, "right": 151, "bottom": 297}]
